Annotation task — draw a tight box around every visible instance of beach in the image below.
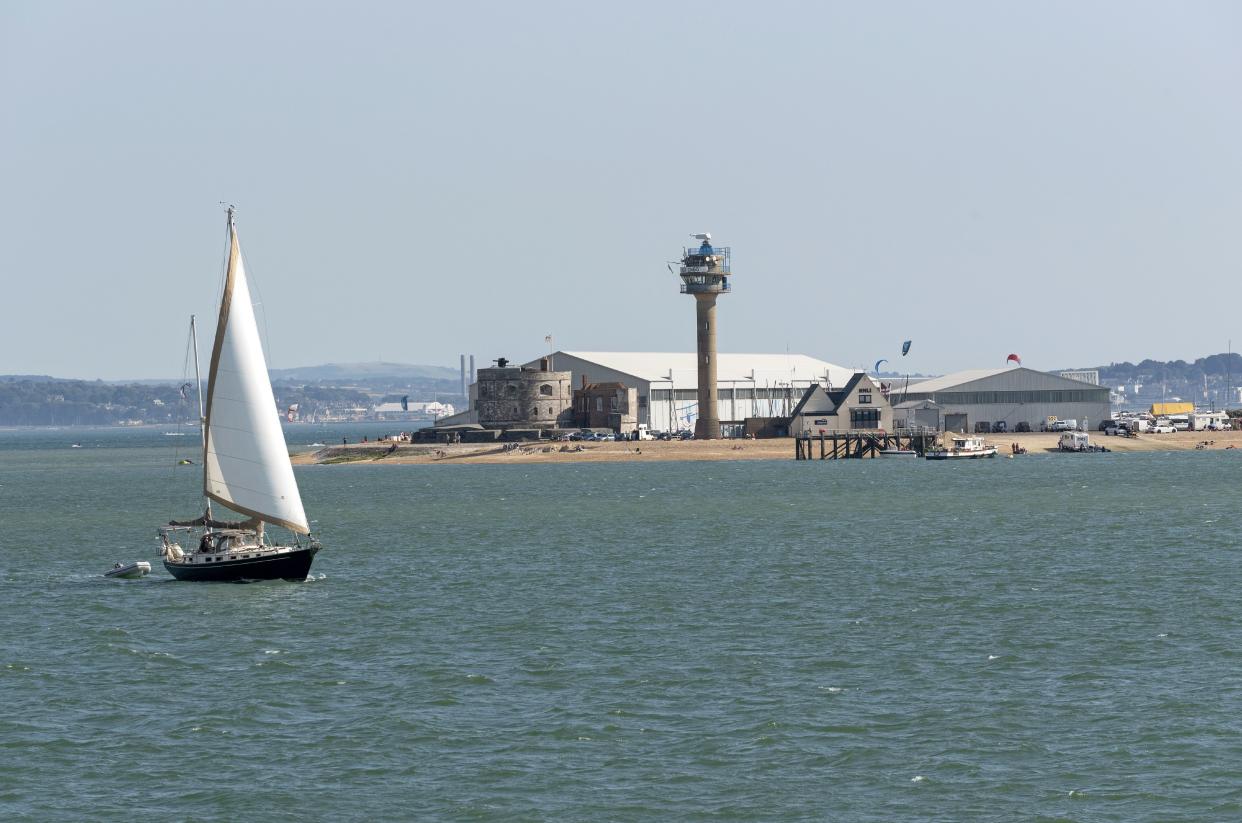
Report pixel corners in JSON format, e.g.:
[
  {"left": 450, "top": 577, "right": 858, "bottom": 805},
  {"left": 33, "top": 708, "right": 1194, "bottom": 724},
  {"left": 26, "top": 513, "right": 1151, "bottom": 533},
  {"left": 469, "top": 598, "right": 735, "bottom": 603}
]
[{"left": 295, "top": 428, "right": 1242, "bottom": 465}]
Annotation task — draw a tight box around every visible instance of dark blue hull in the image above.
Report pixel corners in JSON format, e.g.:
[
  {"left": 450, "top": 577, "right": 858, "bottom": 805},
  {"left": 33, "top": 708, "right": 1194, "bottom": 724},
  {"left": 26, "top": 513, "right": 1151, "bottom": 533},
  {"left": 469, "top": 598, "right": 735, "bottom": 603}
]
[{"left": 163, "top": 546, "right": 319, "bottom": 582}]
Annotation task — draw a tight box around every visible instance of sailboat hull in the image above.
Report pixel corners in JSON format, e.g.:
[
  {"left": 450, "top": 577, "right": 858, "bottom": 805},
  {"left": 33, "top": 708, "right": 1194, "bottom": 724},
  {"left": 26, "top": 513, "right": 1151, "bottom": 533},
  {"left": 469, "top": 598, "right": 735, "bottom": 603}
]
[{"left": 163, "top": 546, "right": 319, "bottom": 582}]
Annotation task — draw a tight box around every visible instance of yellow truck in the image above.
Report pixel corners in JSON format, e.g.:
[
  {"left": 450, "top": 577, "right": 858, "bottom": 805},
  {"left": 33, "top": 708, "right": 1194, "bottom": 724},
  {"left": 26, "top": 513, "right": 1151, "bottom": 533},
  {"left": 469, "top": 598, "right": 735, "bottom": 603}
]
[{"left": 1150, "top": 402, "right": 1194, "bottom": 417}]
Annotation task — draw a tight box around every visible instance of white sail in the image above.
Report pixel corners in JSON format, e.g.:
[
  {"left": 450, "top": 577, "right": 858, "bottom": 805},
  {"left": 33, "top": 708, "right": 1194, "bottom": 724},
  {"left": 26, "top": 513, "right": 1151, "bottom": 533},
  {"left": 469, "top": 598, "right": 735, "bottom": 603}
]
[{"left": 202, "top": 215, "right": 309, "bottom": 534}]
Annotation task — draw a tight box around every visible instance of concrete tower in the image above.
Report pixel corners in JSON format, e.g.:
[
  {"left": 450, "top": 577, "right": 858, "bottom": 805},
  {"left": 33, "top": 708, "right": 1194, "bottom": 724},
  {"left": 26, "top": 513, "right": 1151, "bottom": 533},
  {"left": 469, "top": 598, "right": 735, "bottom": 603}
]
[{"left": 678, "top": 233, "right": 731, "bottom": 439}]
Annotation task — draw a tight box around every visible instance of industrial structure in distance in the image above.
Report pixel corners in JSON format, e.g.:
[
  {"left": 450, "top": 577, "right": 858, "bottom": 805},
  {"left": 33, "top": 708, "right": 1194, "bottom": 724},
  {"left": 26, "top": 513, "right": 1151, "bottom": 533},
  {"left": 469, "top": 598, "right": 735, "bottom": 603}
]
[
  {"left": 679, "top": 233, "right": 730, "bottom": 439},
  {"left": 425, "top": 230, "right": 1114, "bottom": 442}
]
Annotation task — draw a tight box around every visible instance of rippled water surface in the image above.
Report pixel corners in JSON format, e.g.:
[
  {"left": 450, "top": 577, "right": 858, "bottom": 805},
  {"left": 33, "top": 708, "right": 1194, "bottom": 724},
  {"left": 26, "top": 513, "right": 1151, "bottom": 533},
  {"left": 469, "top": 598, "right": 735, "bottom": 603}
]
[{"left": 3, "top": 428, "right": 1242, "bottom": 821}]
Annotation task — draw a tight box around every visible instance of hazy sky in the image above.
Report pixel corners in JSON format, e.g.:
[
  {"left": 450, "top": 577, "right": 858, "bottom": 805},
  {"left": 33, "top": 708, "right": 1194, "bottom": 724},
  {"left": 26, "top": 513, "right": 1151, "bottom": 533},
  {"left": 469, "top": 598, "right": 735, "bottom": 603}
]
[{"left": 3, "top": 1, "right": 1239, "bottom": 380}]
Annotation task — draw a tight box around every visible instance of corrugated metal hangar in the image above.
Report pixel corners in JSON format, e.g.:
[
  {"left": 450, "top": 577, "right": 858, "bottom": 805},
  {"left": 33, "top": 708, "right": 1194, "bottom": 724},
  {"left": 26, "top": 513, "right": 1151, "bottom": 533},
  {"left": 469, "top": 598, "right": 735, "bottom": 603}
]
[
  {"left": 897, "top": 367, "right": 1111, "bottom": 432},
  {"left": 522, "top": 351, "right": 856, "bottom": 433}
]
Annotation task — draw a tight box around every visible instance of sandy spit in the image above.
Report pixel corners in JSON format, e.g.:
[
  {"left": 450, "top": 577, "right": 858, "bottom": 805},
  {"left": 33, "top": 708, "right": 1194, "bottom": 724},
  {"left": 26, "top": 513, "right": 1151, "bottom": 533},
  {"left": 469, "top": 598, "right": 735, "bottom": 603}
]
[{"left": 292, "top": 430, "right": 1242, "bottom": 466}]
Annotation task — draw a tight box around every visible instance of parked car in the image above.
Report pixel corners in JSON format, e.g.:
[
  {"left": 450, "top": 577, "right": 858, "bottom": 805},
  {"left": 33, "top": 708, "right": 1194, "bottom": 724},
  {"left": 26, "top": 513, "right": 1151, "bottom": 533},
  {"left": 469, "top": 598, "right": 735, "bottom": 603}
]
[
  {"left": 1049, "top": 420, "right": 1075, "bottom": 432},
  {"left": 1099, "top": 419, "right": 1120, "bottom": 432},
  {"left": 1015, "top": 421, "right": 1031, "bottom": 433},
  {"left": 1150, "top": 422, "right": 1176, "bottom": 434},
  {"left": 974, "top": 421, "right": 991, "bottom": 433},
  {"left": 992, "top": 421, "right": 1007, "bottom": 434}
]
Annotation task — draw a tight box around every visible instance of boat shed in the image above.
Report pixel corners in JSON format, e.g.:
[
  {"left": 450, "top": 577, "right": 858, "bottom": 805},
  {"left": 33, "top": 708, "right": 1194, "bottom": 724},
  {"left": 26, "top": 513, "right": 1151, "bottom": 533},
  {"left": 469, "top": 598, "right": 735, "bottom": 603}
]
[
  {"left": 893, "top": 399, "right": 942, "bottom": 431},
  {"left": 789, "top": 373, "right": 892, "bottom": 436},
  {"left": 521, "top": 351, "right": 855, "bottom": 434},
  {"left": 895, "top": 367, "right": 1111, "bottom": 433}
]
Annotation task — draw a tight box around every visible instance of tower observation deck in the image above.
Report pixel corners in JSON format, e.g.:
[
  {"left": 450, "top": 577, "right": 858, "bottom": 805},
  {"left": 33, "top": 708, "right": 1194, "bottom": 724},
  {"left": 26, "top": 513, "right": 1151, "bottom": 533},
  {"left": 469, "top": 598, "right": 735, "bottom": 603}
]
[{"left": 678, "top": 233, "right": 731, "bottom": 439}]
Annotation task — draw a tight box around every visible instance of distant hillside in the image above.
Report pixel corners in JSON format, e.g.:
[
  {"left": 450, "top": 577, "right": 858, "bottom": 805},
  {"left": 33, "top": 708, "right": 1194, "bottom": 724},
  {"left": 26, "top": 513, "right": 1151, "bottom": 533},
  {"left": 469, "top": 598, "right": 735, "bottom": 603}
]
[
  {"left": 1061, "top": 352, "right": 1242, "bottom": 408},
  {"left": 0, "top": 361, "right": 466, "bottom": 426},
  {"left": 1083, "top": 353, "right": 1242, "bottom": 384},
  {"left": 0, "top": 374, "right": 65, "bottom": 383},
  {"left": 0, "top": 372, "right": 465, "bottom": 426},
  {"left": 269, "top": 361, "right": 458, "bottom": 382}
]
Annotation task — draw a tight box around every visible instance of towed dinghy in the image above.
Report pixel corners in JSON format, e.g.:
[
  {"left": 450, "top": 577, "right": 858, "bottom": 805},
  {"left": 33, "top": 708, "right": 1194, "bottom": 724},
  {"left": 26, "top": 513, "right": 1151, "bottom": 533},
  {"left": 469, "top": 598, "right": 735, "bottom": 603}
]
[{"left": 105, "top": 561, "right": 151, "bottom": 580}]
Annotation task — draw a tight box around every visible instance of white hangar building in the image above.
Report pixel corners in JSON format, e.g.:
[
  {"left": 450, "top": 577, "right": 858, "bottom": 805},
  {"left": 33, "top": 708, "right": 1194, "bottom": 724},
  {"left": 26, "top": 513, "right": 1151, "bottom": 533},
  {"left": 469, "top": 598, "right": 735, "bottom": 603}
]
[
  {"left": 522, "top": 351, "right": 857, "bottom": 433},
  {"left": 896, "top": 366, "right": 1112, "bottom": 432}
]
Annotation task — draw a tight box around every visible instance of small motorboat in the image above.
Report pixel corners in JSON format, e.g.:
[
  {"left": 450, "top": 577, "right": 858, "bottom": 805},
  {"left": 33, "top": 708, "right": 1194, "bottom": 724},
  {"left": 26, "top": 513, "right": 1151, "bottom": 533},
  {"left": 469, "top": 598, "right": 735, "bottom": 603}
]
[
  {"left": 105, "top": 561, "right": 151, "bottom": 580},
  {"left": 925, "top": 435, "right": 998, "bottom": 460}
]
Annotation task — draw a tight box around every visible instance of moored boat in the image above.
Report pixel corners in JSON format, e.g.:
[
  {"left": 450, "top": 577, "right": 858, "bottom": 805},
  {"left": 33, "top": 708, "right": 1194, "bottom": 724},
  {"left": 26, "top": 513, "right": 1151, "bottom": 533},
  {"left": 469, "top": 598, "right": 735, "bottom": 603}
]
[{"left": 925, "top": 435, "right": 997, "bottom": 460}]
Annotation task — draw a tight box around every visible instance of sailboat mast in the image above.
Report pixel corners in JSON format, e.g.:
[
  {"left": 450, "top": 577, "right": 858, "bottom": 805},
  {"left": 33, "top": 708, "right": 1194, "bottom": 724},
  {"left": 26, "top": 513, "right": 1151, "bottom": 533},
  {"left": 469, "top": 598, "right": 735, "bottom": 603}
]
[
  {"left": 191, "top": 317, "right": 206, "bottom": 445},
  {"left": 190, "top": 314, "right": 211, "bottom": 523}
]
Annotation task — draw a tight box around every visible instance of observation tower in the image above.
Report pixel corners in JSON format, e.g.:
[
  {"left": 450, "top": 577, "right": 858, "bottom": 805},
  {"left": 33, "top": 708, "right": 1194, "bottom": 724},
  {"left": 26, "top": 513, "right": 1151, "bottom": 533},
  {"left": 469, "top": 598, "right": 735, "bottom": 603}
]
[{"left": 678, "top": 232, "right": 731, "bottom": 439}]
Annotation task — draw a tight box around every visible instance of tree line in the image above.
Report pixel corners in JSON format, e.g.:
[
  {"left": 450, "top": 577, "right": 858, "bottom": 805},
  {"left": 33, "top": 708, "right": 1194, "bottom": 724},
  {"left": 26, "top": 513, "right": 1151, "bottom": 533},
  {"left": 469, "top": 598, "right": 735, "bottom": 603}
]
[{"left": 0, "top": 377, "right": 464, "bottom": 426}]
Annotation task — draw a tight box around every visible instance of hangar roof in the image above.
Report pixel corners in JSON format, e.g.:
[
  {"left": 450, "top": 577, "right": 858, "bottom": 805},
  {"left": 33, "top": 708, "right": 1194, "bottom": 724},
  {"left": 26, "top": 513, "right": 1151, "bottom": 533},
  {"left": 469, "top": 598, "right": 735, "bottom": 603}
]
[
  {"left": 540, "top": 351, "right": 857, "bottom": 388},
  {"left": 903, "top": 366, "right": 1109, "bottom": 394}
]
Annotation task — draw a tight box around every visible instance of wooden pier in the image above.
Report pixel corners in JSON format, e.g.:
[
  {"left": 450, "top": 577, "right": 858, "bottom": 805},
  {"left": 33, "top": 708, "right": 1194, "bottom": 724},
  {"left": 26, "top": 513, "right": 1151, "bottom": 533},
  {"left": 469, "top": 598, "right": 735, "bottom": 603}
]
[{"left": 794, "top": 430, "right": 938, "bottom": 460}]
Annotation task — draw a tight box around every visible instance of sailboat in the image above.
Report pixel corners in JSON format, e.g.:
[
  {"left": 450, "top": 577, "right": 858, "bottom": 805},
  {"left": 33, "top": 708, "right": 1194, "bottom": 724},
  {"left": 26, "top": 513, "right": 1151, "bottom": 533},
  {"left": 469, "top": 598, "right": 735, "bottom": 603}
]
[{"left": 159, "top": 207, "right": 321, "bottom": 581}]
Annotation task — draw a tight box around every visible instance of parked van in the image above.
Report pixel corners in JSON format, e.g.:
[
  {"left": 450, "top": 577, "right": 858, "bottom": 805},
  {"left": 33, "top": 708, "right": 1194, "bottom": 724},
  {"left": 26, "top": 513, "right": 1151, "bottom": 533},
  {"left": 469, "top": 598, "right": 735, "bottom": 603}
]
[
  {"left": 1059, "top": 431, "right": 1091, "bottom": 451},
  {"left": 1195, "top": 412, "right": 1231, "bottom": 431}
]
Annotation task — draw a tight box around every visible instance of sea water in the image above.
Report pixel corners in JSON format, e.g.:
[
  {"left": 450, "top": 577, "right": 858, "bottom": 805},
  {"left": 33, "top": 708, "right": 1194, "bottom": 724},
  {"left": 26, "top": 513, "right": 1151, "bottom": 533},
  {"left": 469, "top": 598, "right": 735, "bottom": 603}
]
[{"left": 2, "top": 428, "right": 1241, "bottom": 821}]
